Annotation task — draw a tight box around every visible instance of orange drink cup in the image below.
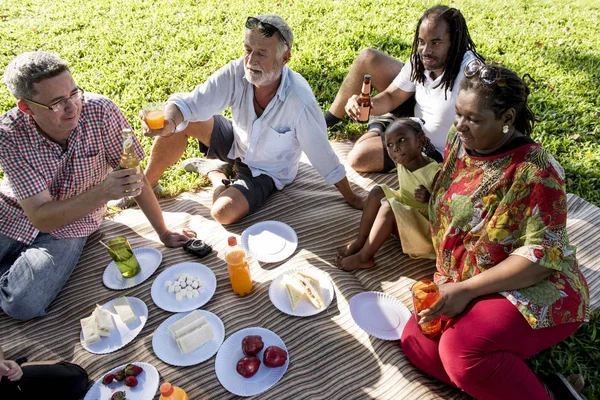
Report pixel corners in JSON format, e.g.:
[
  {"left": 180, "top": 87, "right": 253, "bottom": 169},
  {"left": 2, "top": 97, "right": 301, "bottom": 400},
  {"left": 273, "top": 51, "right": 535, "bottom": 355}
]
[
  {"left": 225, "top": 236, "right": 252, "bottom": 296},
  {"left": 143, "top": 103, "right": 165, "bottom": 129},
  {"left": 411, "top": 279, "right": 442, "bottom": 339}
]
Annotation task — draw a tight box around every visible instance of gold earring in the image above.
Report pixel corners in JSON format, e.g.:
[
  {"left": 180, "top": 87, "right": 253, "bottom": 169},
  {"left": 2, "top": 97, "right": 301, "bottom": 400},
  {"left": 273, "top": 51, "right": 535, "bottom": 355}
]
[{"left": 503, "top": 125, "right": 509, "bottom": 134}]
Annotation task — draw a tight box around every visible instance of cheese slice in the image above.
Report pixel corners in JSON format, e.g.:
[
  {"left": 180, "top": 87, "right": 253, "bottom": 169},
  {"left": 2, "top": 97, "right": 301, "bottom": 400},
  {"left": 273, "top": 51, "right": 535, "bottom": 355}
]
[
  {"left": 295, "top": 271, "right": 325, "bottom": 310},
  {"left": 168, "top": 310, "right": 202, "bottom": 338},
  {"left": 282, "top": 274, "right": 305, "bottom": 310},
  {"left": 113, "top": 297, "right": 136, "bottom": 325},
  {"left": 173, "top": 316, "right": 208, "bottom": 339},
  {"left": 176, "top": 322, "right": 214, "bottom": 354},
  {"left": 81, "top": 315, "right": 101, "bottom": 346},
  {"left": 94, "top": 305, "right": 114, "bottom": 336}
]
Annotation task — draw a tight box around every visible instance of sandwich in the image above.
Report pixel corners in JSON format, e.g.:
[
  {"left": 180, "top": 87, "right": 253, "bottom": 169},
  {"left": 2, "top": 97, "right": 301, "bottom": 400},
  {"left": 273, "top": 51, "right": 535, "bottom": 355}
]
[
  {"left": 295, "top": 271, "right": 325, "bottom": 310},
  {"left": 282, "top": 274, "right": 305, "bottom": 310}
]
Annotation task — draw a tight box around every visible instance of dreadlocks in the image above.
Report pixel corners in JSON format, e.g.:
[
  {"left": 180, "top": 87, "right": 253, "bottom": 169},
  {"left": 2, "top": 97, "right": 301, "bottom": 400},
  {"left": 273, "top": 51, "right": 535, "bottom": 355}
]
[{"left": 410, "top": 5, "right": 483, "bottom": 98}]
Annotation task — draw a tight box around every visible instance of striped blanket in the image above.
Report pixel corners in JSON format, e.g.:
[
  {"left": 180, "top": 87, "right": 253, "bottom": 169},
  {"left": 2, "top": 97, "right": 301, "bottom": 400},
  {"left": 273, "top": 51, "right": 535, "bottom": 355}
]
[{"left": 1, "top": 141, "right": 598, "bottom": 400}]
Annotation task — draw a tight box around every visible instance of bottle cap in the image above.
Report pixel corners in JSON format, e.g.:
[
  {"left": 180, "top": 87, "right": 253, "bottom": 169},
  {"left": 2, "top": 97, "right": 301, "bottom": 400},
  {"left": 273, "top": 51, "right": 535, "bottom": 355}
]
[
  {"left": 160, "top": 382, "right": 174, "bottom": 396},
  {"left": 228, "top": 236, "right": 237, "bottom": 246},
  {"left": 364, "top": 74, "right": 371, "bottom": 80}
]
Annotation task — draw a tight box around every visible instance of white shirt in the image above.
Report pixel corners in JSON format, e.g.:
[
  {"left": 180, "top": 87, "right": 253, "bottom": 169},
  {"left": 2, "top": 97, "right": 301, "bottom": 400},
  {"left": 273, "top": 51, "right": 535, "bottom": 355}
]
[
  {"left": 393, "top": 51, "right": 476, "bottom": 154},
  {"left": 168, "top": 58, "right": 346, "bottom": 190}
]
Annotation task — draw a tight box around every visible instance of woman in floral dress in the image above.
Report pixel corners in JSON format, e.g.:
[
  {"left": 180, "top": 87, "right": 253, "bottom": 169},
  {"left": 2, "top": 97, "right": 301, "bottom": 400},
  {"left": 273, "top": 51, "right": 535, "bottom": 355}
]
[{"left": 400, "top": 61, "right": 589, "bottom": 400}]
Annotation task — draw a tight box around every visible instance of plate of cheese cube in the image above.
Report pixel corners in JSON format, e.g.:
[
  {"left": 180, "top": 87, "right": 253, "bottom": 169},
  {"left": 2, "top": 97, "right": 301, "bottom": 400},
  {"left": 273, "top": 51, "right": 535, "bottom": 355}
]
[
  {"left": 152, "top": 310, "right": 225, "bottom": 366},
  {"left": 151, "top": 262, "right": 217, "bottom": 312},
  {"left": 80, "top": 296, "right": 148, "bottom": 354}
]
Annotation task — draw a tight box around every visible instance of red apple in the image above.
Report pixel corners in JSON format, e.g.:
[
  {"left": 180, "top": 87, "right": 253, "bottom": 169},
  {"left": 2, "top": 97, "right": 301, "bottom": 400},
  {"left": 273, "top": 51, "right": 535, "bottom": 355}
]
[
  {"left": 236, "top": 356, "right": 261, "bottom": 378},
  {"left": 263, "top": 346, "right": 287, "bottom": 368}
]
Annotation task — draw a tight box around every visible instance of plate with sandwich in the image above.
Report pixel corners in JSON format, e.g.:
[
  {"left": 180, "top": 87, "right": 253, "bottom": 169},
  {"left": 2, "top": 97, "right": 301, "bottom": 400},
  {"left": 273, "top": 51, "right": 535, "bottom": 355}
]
[
  {"left": 80, "top": 296, "right": 148, "bottom": 354},
  {"left": 241, "top": 221, "right": 298, "bottom": 263},
  {"left": 152, "top": 310, "right": 225, "bottom": 366},
  {"left": 269, "top": 268, "right": 334, "bottom": 317}
]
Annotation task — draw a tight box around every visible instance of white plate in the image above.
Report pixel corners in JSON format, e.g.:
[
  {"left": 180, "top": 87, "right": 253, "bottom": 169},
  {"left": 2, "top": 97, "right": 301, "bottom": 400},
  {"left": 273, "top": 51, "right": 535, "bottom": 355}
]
[
  {"left": 350, "top": 292, "right": 412, "bottom": 340},
  {"left": 151, "top": 262, "right": 217, "bottom": 312},
  {"left": 269, "top": 267, "right": 335, "bottom": 317},
  {"left": 152, "top": 310, "right": 225, "bottom": 366},
  {"left": 80, "top": 297, "right": 148, "bottom": 354},
  {"left": 241, "top": 221, "right": 298, "bottom": 263},
  {"left": 103, "top": 248, "right": 163, "bottom": 290},
  {"left": 215, "top": 327, "right": 289, "bottom": 397},
  {"left": 84, "top": 361, "right": 159, "bottom": 400}
]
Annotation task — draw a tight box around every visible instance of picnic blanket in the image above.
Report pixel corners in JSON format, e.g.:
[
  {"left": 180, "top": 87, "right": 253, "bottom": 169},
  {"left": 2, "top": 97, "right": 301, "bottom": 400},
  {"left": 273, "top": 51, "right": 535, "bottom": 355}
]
[{"left": 2, "top": 141, "right": 599, "bottom": 400}]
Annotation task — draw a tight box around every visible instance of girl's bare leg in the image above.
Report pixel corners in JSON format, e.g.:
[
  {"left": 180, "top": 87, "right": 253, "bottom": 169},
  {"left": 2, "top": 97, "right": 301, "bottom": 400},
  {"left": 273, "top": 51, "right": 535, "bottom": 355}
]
[
  {"left": 338, "top": 200, "right": 396, "bottom": 271},
  {"left": 337, "top": 186, "right": 386, "bottom": 260}
]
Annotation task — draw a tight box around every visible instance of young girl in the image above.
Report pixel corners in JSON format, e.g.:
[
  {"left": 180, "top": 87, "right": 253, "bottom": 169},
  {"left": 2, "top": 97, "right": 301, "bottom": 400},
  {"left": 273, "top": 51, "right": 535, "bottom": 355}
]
[{"left": 336, "top": 118, "right": 440, "bottom": 271}]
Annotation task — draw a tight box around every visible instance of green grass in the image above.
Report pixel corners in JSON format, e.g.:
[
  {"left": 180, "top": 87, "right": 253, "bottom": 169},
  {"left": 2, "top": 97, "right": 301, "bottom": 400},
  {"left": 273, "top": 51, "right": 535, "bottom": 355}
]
[{"left": 0, "top": 0, "right": 598, "bottom": 397}]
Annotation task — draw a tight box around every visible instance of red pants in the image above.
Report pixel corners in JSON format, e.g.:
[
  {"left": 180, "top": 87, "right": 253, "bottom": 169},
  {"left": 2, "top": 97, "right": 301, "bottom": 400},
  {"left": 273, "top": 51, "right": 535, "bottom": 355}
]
[{"left": 400, "top": 294, "right": 581, "bottom": 399}]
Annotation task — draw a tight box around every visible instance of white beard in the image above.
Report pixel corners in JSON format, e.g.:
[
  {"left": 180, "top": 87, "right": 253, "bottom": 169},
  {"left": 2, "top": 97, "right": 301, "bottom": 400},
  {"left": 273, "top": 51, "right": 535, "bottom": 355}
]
[{"left": 244, "top": 61, "right": 282, "bottom": 87}]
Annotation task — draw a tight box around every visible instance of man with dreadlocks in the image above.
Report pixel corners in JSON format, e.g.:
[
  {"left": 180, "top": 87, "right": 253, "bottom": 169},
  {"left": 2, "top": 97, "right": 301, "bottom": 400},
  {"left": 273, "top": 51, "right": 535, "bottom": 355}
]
[{"left": 324, "top": 5, "right": 483, "bottom": 172}]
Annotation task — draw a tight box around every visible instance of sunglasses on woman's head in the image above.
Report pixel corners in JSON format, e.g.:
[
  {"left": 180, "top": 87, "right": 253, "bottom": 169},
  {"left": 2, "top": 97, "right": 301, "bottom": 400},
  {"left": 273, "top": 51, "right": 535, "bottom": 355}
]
[
  {"left": 464, "top": 60, "right": 506, "bottom": 87},
  {"left": 245, "top": 17, "right": 289, "bottom": 48}
]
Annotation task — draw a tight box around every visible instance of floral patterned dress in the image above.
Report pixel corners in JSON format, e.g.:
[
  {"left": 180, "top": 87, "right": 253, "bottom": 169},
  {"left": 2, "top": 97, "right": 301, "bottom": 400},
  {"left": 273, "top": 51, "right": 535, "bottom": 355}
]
[{"left": 429, "top": 127, "right": 590, "bottom": 329}]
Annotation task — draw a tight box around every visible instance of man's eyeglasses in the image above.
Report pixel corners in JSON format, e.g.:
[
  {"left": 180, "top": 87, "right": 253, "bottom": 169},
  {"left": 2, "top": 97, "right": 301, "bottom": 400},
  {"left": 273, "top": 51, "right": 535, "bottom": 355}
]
[
  {"left": 24, "top": 87, "right": 84, "bottom": 113},
  {"left": 245, "top": 16, "right": 289, "bottom": 48},
  {"left": 464, "top": 60, "right": 505, "bottom": 87}
]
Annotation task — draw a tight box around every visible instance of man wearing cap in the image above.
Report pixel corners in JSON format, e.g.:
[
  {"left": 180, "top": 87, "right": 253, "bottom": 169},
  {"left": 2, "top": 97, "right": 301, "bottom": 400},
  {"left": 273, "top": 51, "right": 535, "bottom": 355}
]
[
  {"left": 141, "top": 14, "right": 366, "bottom": 225},
  {"left": 0, "top": 51, "right": 196, "bottom": 320}
]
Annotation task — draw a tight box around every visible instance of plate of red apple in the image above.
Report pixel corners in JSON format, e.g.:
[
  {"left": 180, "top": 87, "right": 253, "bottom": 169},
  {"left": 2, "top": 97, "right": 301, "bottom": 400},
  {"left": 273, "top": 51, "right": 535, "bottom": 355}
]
[
  {"left": 214, "top": 327, "right": 289, "bottom": 396},
  {"left": 84, "top": 361, "right": 159, "bottom": 400}
]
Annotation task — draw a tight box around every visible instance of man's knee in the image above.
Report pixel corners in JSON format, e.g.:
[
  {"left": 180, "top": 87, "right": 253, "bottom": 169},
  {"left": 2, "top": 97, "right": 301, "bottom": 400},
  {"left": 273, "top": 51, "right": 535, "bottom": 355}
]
[
  {"left": 1, "top": 296, "right": 48, "bottom": 320},
  {"left": 210, "top": 201, "right": 245, "bottom": 225},
  {"left": 347, "top": 145, "right": 375, "bottom": 172},
  {"left": 355, "top": 48, "right": 381, "bottom": 69}
]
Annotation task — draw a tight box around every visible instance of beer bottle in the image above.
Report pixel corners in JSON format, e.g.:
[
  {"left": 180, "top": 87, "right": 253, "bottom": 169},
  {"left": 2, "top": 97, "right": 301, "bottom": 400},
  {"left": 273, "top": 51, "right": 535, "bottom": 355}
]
[
  {"left": 357, "top": 74, "right": 372, "bottom": 123},
  {"left": 119, "top": 128, "right": 142, "bottom": 191}
]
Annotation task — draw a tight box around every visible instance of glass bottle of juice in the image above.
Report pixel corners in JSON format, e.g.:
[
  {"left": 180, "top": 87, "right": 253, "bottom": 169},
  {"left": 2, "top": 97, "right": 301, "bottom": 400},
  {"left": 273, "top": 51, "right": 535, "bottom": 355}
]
[
  {"left": 159, "top": 382, "right": 189, "bottom": 400},
  {"left": 119, "top": 128, "right": 142, "bottom": 192},
  {"left": 225, "top": 236, "right": 252, "bottom": 296}
]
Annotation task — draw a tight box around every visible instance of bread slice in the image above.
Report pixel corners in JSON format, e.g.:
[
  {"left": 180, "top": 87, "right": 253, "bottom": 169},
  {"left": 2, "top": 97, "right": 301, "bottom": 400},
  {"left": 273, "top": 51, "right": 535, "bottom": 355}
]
[
  {"left": 295, "top": 271, "right": 325, "bottom": 310},
  {"left": 282, "top": 274, "right": 305, "bottom": 310},
  {"left": 176, "top": 322, "right": 214, "bottom": 354},
  {"left": 172, "top": 316, "right": 208, "bottom": 339},
  {"left": 168, "top": 310, "right": 202, "bottom": 339}
]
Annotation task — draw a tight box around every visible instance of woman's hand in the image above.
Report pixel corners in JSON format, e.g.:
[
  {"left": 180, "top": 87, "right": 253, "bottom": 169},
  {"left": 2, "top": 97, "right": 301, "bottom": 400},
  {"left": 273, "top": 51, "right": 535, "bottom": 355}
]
[
  {"left": 418, "top": 282, "right": 474, "bottom": 323},
  {"left": 414, "top": 185, "right": 431, "bottom": 203},
  {"left": 0, "top": 360, "right": 23, "bottom": 381}
]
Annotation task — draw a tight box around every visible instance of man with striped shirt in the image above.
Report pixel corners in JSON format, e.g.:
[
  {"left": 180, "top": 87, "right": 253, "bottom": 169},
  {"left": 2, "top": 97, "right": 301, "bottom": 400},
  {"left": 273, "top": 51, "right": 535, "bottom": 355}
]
[{"left": 0, "top": 51, "right": 195, "bottom": 320}]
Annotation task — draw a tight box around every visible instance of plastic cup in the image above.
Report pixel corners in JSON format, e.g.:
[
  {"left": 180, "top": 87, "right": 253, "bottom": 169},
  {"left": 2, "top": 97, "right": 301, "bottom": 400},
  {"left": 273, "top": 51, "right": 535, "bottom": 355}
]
[
  {"left": 106, "top": 236, "right": 141, "bottom": 279},
  {"left": 142, "top": 102, "right": 165, "bottom": 129},
  {"left": 410, "top": 279, "right": 442, "bottom": 339}
]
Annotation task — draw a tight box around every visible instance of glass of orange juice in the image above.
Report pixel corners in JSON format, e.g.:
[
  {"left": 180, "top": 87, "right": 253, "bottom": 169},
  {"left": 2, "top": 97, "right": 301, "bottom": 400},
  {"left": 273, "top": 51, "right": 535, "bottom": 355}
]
[
  {"left": 142, "top": 102, "right": 165, "bottom": 130},
  {"left": 411, "top": 279, "right": 442, "bottom": 339}
]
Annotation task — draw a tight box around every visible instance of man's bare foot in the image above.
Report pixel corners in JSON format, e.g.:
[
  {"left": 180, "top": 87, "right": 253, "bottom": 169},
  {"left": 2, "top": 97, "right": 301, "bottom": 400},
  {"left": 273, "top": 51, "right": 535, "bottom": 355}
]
[
  {"left": 336, "top": 240, "right": 364, "bottom": 260},
  {"left": 336, "top": 253, "right": 374, "bottom": 271}
]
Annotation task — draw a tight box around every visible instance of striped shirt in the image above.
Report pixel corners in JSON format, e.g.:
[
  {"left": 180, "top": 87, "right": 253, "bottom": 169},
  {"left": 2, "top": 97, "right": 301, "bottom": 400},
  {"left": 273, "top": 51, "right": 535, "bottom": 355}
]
[{"left": 0, "top": 94, "right": 144, "bottom": 245}]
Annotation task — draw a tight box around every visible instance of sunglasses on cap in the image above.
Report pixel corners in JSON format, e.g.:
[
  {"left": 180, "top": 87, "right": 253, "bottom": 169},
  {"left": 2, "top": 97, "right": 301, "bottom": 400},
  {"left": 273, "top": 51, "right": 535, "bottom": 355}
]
[
  {"left": 245, "top": 16, "right": 289, "bottom": 48},
  {"left": 464, "top": 59, "right": 506, "bottom": 87}
]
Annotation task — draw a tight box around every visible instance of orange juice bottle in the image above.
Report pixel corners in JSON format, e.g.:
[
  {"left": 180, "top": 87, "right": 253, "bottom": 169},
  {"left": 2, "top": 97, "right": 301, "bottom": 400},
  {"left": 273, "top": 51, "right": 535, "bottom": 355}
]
[
  {"left": 119, "top": 128, "right": 142, "bottom": 192},
  {"left": 225, "top": 236, "right": 252, "bottom": 296},
  {"left": 159, "top": 382, "right": 189, "bottom": 400}
]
